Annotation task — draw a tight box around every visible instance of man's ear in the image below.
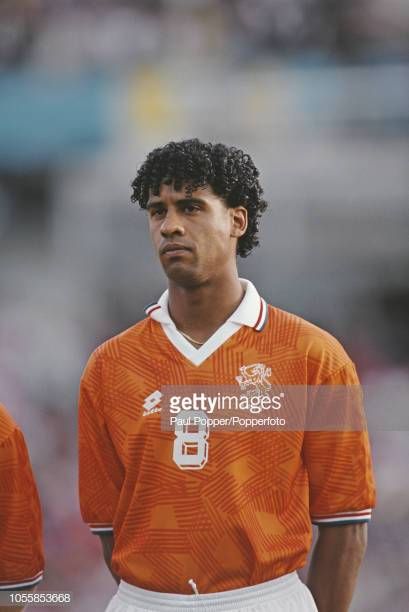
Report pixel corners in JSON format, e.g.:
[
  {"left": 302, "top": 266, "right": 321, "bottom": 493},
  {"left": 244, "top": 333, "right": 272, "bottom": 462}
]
[{"left": 230, "top": 206, "right": 248, "bottom": 238}]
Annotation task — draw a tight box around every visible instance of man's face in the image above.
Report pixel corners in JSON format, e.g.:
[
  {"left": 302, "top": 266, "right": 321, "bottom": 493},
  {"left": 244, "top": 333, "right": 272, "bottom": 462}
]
[{"left": 147, "top": 183, "right": 247, "bottom": 287}]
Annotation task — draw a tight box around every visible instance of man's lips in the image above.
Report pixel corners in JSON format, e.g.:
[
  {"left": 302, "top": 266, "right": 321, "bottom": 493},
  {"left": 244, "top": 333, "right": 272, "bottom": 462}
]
[{"left": 160, "top": 243, "right": 192, "bottom": 256}]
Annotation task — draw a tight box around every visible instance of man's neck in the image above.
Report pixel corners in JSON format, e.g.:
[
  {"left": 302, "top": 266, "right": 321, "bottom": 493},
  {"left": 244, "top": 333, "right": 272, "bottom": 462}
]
[{"left": 167, "top": 273, "right": 245, "bottom": 345}]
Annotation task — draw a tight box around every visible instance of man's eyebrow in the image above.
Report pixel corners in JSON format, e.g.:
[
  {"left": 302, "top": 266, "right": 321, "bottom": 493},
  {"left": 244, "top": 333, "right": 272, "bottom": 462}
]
[
  {"left": 176, "top": 197, "right": 206, "bottom": 206},
  {"left": 146, "top": 197, "right": 206, "bottom": 209},
  {"left": 146, "top": 200, "right": 163, "bottom": 210}
]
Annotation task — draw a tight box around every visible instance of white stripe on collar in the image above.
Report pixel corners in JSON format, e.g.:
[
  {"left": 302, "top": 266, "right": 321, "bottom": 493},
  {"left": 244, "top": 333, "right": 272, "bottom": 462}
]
[{"left": 144, "top": 279, "right": 268, "bottom": 367}]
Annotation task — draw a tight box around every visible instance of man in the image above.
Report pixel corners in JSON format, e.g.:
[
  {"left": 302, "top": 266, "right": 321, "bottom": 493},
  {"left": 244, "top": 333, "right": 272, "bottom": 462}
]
[
  {"left": 78, "top": 139, "right": 376, "bottom": 611},
  {"left": 0, "top": 403, "right": 44, "bottom": 611}
]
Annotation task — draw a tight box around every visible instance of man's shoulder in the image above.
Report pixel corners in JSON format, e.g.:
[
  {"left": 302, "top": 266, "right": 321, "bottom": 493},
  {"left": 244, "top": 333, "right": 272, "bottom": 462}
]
[
  {"left": 82, "top": 317, "right": 153, "bottom": 376},
  {"left": 266, "top": 302, "right": 345, "bottom": 346},
  {"left": 98, "top": 316, "right": 151, "bottom": 354},
  {"left": 266, "top": 303, "right": 353, "bottom": 380},
  {"left": 0, "top": 403, "right": 18, "bottom": 446}
]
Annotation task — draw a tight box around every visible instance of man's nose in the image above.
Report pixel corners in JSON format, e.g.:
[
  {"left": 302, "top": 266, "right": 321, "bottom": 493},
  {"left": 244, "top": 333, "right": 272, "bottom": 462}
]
[{"left": 160, "top": 209, "right": 185, "bottom": 237}]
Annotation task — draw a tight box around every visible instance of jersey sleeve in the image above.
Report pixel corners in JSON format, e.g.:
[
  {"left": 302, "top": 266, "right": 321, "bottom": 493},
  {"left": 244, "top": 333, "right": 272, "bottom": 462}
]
[
  {"left": 302, "top": 361, "right": 376, "bottom": 526},
  {"left": 78, "top": 350, "right": 124, "bottom": 535},
  {"left": 0, "top": 427, "right": 44, "bottom": 590}
]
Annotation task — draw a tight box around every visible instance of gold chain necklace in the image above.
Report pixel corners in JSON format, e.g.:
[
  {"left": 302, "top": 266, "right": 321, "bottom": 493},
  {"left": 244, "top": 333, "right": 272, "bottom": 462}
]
[{"left": 178, "top": 329, "right": 205, "bottom": 346}]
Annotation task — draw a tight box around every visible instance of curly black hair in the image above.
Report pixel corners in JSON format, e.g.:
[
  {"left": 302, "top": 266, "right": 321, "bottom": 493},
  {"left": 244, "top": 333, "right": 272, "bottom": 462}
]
[{"left": 131, "top": 138, "right": 268, "bottom": 258}]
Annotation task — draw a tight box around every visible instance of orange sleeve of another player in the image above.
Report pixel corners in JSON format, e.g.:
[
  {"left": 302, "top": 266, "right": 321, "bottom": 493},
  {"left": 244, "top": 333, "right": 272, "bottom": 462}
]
[
  {"left": 78, "top": 351, "right": 124, "bottom": 536},
  {"left": 0, "top": 424, "right": 44, "bottom": 590},
  {"left": 302, "top": 362, "right": 376, "bottom": 526}
]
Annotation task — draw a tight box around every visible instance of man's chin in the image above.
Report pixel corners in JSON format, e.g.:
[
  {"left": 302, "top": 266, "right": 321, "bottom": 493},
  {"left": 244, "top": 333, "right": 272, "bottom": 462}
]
[{"left": 162, "top": 262, "right": 202, "bottom": 288}]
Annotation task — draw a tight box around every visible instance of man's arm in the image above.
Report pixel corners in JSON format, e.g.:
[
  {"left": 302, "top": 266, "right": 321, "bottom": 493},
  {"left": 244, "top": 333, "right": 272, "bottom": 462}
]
[
  {"left": 98, "top": 534, "right": 120, "bottom": 585},
  {"left": 307, "top": 523, "right": 368, "bottom": 612}
]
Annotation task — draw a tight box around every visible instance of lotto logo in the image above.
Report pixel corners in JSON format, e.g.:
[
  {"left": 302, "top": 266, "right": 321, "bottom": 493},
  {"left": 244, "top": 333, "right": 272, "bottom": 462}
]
[{"left": 143, "top": 390, "right": 163, "bottom": 415}]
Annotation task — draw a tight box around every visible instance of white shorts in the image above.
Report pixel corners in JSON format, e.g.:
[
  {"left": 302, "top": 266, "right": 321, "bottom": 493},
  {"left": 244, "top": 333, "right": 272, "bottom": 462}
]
[{"left": 105, "top": 572, "right": 318, "bottom": 612}]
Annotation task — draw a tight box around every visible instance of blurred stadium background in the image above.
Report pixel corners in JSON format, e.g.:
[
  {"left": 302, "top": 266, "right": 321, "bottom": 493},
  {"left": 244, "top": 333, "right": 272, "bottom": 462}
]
[{"left": 0, "top": 1, "right": 408, "bottom": 610}]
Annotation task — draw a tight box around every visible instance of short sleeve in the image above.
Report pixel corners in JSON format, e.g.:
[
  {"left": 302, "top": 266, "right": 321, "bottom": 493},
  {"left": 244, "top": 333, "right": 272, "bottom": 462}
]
[
  {"left": 0, "top": 427, "right": 44, "bottom": 590},
  {"left": 78, "top": 352, "right": 124, "bottom": 535},
  {"left": 302, "top": 361, "right": 376, "bottom": 526}
]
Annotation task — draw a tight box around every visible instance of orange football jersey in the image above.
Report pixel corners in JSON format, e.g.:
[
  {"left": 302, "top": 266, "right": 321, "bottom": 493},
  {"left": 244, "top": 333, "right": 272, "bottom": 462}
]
[
  {"left": 0, "top": 404, "right": 44, "bottom": 590},
  {"left": 78, "top": 279, "right": 376, "bottom": 594}
]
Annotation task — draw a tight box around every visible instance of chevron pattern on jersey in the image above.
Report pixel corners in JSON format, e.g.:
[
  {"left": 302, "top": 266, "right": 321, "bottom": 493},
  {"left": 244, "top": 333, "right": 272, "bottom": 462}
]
[{"left": 79, "top": 303, "right": 376, "bottom": 594}]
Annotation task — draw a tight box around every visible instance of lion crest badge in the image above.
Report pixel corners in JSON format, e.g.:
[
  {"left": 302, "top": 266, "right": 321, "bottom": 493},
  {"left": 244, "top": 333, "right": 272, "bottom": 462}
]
[{"left": 235, "top": 363, "right": 272, "bottom": 396}]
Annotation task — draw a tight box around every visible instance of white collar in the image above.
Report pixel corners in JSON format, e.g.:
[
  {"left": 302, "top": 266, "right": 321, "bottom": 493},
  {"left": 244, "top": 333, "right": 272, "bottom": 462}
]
[{"left": 145, "top": 279, "right": 268, "bottom": 367}]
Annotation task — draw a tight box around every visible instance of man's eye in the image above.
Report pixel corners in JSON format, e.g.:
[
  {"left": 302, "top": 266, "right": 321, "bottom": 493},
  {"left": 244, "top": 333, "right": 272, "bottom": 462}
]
[
  {"left": 184, "top": 204, "right": 199, "bottom": 213},
  {"left": 151, "top": 208, "right": 165, "bottom": 217}
]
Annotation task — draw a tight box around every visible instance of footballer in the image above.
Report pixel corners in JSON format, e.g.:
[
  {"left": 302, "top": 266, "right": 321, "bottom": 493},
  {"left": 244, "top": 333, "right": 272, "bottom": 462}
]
[
  {"left": 78, "top": 139, "right": 376, "bottom": 611},
  {"left": 0, "top": 403, "right": 44, "bottom": 611}
]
